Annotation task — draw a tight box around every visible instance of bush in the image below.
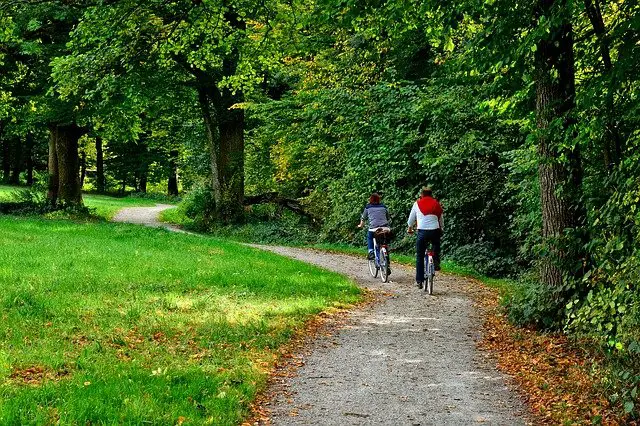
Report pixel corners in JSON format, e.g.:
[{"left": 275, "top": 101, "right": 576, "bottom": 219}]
[
  {"left": 504, "top": 276, "right": 566, "bottom": 330},
  {"left": 128, "top": 191, "right": 181, "bottom": 203},
  {"left": 446, "top": 241, "right": 518, "bottom": 277},
  {"left": 180, "top": 185, "right": 217, "bottom": 231}
]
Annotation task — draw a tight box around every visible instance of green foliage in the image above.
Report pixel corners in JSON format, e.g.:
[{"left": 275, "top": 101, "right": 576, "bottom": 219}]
[
  {"left": 247, "top": 81, "right": 523, "bottom": 274},
  {"left": 180, "top": 185, "right": 218, "bottom": 231}
]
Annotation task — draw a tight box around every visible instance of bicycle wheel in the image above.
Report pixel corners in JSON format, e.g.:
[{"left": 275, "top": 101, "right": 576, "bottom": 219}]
[
  {"left": 380, "top": 250, "right": 389, "bottom": 283},
  {"left": 427, "top": 260, "right": 435, "bottom": 295},
  {"left": 368, "top": 256, "right": 378, "bottom": 278}
]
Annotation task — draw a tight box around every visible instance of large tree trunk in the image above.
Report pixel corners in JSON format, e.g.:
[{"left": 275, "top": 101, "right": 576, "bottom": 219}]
[
  {"left": 95, "top": 137, "right": 105, "bottom": 193},
  {"left": 26, "top": 132, "right": 34, "bottom": 186},
  {"left": 47, "top": 127, "right": 59, "bottom": 206},
  {"left": 218, "top": 94, "right": 245, "bottom": 221},
  {"left": 51, "top": 123, "right": 84, "bottom": 206},
  {"left": 9, "top": 138, "right": 21, "bottom": 185},
  {"left": 197, "top": 86, "right": 222, "bottom": 207},
  {"left": 168, "top": 149, "right": 179, "bottom": 196},
  {"left": 535, "top": 0, "right": 584, "bottom": 294},
  {"left": 217, "top": 10, "right": 246, "bottom": 222}
]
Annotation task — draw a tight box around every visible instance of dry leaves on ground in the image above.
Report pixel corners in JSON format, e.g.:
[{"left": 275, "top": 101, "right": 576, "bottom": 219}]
[{"left": 474, "top": 281, "right": 628, "bottom": 425}]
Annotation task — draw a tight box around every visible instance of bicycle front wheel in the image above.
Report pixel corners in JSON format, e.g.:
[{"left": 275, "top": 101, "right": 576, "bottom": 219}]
[
  {"left": 380, "top": 250, "right": 389, "bottom": 283},
  {"left": 368, "top": 258, "right": 378, "bottom": 278}
]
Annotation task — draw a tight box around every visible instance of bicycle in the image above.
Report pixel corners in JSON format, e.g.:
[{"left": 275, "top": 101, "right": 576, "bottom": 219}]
[
  {"left": 423, "top": 248, "right": 436, "bottom": 295},
  {"left": 367, "top": 227, "right": 392, "bottom": 283}
]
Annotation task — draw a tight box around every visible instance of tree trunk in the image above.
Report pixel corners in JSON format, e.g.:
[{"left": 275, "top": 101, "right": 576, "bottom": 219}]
[
  {"left": 9, "top": 138, "right": 21, "bottom": 185},
  {"left": 168, "top": 149, "right": 179, "bottom": 196},
  {"left": 80, "top": 150, "right": 87, "bottom": 188},
  {"left": 197, "top": 86, "right": 222, "bottom": 207},
  {"left": 218, "top": 94, "right": 245, "bottom": 221},
  {"left": 584, "top": 0, "right": 622, "bottom": 169},
  {"left": 47, "top": 126, "right": 59, "bottom": 206},
  {"left": 2, "top": 138, "right": 10, "bottom": 184},
  {"left": 138, "top": 172, "right": 147, "bottom": 193},
  {"left": 26, "top": 132, "right": 34, "bottom": 186},
  {"left": 53, "top": 123, "right": 84, "bottom": 206},
  {"left": 218, "top": 10, "right": 246, "bottom": 222},
  {"left": 95, "top": 137, "right": 105, "bottom": 193},
  {"left": 535, "top": 0, "right": 584, "bottom": 293}
]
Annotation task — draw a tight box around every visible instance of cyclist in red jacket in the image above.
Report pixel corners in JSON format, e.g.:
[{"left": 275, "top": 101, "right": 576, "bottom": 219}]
[{"left": 407, "top": 187, "right": 444, "bottom": 287}]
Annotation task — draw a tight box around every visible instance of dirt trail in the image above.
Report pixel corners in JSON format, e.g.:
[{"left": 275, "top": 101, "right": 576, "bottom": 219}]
[
  {"left": 255, "top": 247, "right": 528, "bottom": 425},
  {"left": 112, "top": 206, "right": 528, "bottom": 425},
  {"left": 112, "top": 204, "right": 187, "bottom": 233}
]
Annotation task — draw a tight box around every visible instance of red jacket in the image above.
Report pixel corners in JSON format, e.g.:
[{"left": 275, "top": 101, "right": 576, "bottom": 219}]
[{"left": 417, "top": 196, "right": 443, "bottom": 218}]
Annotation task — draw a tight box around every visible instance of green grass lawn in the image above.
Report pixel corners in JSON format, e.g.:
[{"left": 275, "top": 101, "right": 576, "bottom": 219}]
[
  {"left": 0, "top": 185, "right": 163, "bottom": 220},
  {"left": 0, "top": 216, "right": 360, "bottom": 424}
]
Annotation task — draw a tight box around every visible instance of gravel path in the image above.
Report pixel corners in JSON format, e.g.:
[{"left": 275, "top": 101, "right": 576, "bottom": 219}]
[
  {"left": 112, "top": 206, "right": 528, "bottom": 425},
  {"left": 112, "top": 204, "right": 186, "bottom": 233},
  {"left": 256, "top": 247, "right": 528, "bottom": 425}
]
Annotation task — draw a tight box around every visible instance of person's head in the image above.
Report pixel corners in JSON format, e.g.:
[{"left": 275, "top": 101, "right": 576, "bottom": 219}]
[
  {"left": 369, "top": 192, "right": 381, "bottom": 205},
  {"left": 421, "top": 186, "right": 433, "bottom": 198}
]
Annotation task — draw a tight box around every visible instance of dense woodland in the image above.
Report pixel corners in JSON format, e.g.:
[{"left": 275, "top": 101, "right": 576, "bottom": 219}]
[{"left": 1, "top": 0, "right": 640, "bottom": 399}]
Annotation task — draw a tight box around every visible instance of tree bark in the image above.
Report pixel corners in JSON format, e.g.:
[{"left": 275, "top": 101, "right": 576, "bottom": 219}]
[
  {"left": 535, "top": 0, "right": 584, "bottom": 292},
  {"left": 9, "top": 138, "right": 21, "bottom": 185},
  {"left": 53, "top": 123, "right": 84, "bottom": 206},
  {"left": 80, "top": 150, "right": 87, "bottom": 188},
  {"left": 25, "top": 132, "right": 34, "bottom": 186},
  {"left": 197, "top": 86, "right": 222, "bottom": 207},
  {"left": 95, "top": 137, "right": 105, "bottom": 193},
  {"left": 217, "top": 9, "right": 246, "bottom": 222},
  {"left": 47, "top": 126, "right": 59, "bottom": 206},
  {"left": 218, "top": 92, "right": 245, "bottom": 220},
  {"left": 168, "top": 149, "right": 179, "bottom": 196}
]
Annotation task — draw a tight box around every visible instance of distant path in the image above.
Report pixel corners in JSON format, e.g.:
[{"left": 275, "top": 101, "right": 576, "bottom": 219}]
[
  {"left": 112, "top": 204, "right": 186, "bottom": 233},
  {"left": 110, "top": 206, "right": 528, "bottom": 425}
]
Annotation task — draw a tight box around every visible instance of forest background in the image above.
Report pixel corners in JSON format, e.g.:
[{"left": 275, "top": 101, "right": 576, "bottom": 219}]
[{"left": 1, "top": 0, "right": 639, "bottom": 417}]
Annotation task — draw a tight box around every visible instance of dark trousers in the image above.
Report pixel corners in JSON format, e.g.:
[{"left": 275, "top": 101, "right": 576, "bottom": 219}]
[{"left": 416, "top": 229, "right": 441, "bottom": 282}]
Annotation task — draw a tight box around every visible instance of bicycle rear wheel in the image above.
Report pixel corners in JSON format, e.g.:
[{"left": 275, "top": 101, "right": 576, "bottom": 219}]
[
  {"left": 427, "top": 260, "right": 435, "bottom": 295},
  {"left": 380, "top": 250, "right": 389, "bottom": 283}
]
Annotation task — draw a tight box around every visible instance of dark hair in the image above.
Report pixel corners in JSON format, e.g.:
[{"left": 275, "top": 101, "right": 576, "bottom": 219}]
[
  {"left": 421, "top": 187, "right": 433, "bottom": 197},
  {"left": 369, "top": 192, "right": 381, "bottom": 205}
]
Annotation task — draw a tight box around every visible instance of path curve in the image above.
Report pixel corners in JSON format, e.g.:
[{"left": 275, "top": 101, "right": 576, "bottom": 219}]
[
  {"left": 111, "top": 206, "right": 528, "bottom": 425},
  {"left": 112, "top": 204, "right": 186, "bottom": 233}
]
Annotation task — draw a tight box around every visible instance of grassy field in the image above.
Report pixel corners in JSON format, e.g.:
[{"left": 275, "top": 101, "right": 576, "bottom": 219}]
[
  {"left": 0, "top": 216, "right": 360, "bottom": 424},
  {"left": 0, "top": 184, "right": 161, "bottom": 220}
]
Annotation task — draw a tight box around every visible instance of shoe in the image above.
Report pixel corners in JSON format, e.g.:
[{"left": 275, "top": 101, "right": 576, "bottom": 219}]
[
  {"left": 367, "top": 251, "right": 375, "bottom": 260},
  {"left": 416, "top": 281, "right": 423, "bottom": 288}
]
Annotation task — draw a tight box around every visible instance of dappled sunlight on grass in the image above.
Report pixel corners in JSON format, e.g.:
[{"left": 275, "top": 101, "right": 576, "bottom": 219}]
[{"left": 0, "top": 216, "right": 360, "bottom": 424}]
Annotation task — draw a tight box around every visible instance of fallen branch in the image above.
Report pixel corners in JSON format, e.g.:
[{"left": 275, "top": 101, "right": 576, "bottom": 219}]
[{"left": 244, "top": 192, "right": 313, "bottom": 219}]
